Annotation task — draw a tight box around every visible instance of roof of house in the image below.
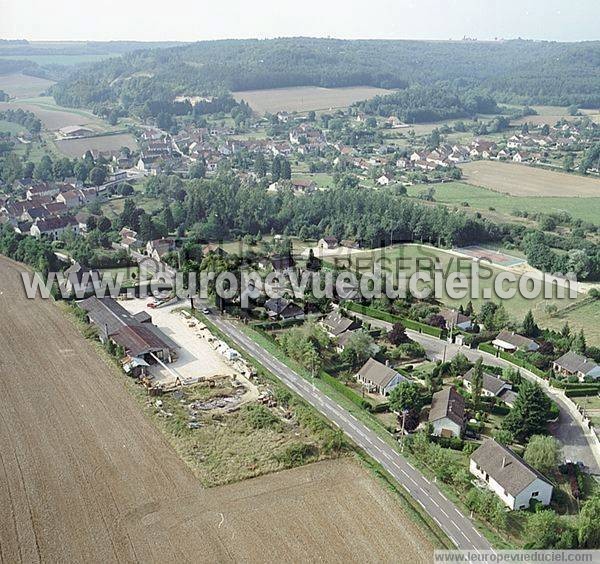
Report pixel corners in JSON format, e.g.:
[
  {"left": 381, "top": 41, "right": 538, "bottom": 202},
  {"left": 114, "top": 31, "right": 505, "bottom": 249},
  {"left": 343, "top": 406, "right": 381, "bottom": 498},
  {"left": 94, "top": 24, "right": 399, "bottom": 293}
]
[
  {"left": 264, "top": 297, "right": 303, "bottom": 319},
  {"left": 320, "top": 236, "right": 338, "bottom": 245},
  {"left": 463, "top": 368, "right": 508, "bottom": 396},
  {"left": 428, "top": 387, "right": 465, "bottom": 426},
  {"left": 498, "top": 388, "right": 518, "bottom": 405},
  {"left": 357, "top": 357, "right": 404, "bottom": 389},
  {"left": 471, "top": 439, "right": 552, "bottom": 496},
  {"left": 553, "top": 351, "right": 599, "bottom": 375},
  {"left": 439, "top": 308, "right": 471, "bottom": 327},
  {"left": 270, "top": 254, "right": 295, "bottom": 271},
  {"left": 321, "top": 310, "right": 358, "bottom": 336},
  {"left": 33, "top": 215, "right": 77, "bottom": 232},
  {"left": 494, "top": 330, "right": 537, "bottom": 350}
]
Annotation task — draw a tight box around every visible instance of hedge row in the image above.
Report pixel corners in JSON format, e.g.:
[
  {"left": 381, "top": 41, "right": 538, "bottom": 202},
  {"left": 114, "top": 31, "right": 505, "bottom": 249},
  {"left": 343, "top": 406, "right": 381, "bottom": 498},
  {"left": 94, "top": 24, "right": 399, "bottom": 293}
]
[
  {"left": 477, "top": 343, "right": 546, "bottom": 378},
  {"left": 565, "top": 388, "right": 600, "bottom": 398},
  {"left": 343, "top": 302, "right": 445, "bottom": 338},
  {"left": 319, "top": 371, "right": 374, "bottom": 411}
]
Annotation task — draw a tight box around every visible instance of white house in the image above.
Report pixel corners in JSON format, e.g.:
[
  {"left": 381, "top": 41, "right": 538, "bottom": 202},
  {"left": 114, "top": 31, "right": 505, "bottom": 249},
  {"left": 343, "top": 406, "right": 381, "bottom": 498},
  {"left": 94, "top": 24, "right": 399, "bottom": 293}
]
[
  {"left": 492, "top": 330, "right": 539, "bottom": 353},
  {"left": 317, "top": 236, "right": 338, "bottom": 250},
  {"left": 470, "top": 440, "right": 553, "bottom": 510},
  {"left": 356, "top": 357, "right": 406, "bottom": 397},
  {"left": 463, "top": 368, "right": 512, "bottom": 399},
  {"left": 428, "top": 387, "right": 465, "bottom": 438}
]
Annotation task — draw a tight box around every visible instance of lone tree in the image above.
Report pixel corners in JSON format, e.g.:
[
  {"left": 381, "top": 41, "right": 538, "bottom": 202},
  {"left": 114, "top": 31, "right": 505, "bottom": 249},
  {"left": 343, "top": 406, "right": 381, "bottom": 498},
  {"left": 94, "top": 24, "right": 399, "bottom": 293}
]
[
  {"left": 388, "top": 382, "right": 426, "bottom": 414},
  {"left": 502, "top": 380, "right": 551, "bottom": 441},
  {"left": 524, "top": 435, "right": 559, "bottom": 476},
  {"left": 388, "top": 322, "right": 409, "bottom": 345},
  {"left": 522, "top": 310, "right": 540, "bottom": 338},
  {"left": 471, "top": 358, "right": 484, "bottom": 412}
]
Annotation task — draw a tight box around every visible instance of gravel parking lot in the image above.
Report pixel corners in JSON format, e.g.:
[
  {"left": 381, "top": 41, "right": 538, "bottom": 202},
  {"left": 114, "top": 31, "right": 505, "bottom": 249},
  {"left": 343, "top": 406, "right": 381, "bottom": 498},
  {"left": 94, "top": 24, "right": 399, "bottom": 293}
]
[{"left": 119, "top": 298, "right": 238, "bottom": 386}]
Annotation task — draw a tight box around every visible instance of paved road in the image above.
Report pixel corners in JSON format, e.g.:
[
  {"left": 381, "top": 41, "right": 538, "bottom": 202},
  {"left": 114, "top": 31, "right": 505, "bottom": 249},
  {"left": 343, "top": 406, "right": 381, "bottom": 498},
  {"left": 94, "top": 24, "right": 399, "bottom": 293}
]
[
  {"left": 208, "top": 311, "right": 493, "bottom": 553},
  {"left": 352, "top": 312, "right": 600, "bottom": 474}
]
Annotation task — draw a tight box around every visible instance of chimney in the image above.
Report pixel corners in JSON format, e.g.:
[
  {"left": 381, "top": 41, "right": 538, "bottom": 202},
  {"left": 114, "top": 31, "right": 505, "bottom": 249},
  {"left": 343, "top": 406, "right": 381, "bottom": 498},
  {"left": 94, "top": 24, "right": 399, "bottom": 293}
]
[{"left": 385, "top": 360, "right": 390, "bottom": 367}]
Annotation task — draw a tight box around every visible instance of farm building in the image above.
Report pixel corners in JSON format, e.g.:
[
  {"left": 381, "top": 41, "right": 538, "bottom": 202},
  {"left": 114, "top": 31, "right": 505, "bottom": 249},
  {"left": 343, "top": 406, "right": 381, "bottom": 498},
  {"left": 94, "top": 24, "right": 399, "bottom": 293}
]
[
  {"left": 58, "top": 126, "right": 93, "bottom": 139},
  {"left": 355, "top": 358, "right": 406, "bottom": 397},
  {"left": 79, "top": 296, "right": 178, "bottom": 364},
  {"left": 428, "top": 387, "right": 466, "bottom": 438},
  {"left": 470, "top": 440, "right": 553, "bottom": 510}
]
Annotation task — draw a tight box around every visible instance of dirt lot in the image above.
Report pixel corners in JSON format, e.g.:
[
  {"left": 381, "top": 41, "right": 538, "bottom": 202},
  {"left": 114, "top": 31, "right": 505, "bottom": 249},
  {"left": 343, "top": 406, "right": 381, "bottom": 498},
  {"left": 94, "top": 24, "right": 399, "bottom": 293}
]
[
  {"left": 0, "top": 256, "right": 433, "bottom": 562},
  {"left": 461, "top": 160, "right": 600, "bottom": 197},
  {"left": 233, "top": 86, "right": 393, "bottom": 114},
  {"left": 118, "top": 298, "right": 238, "bottom": 386},
  {"left": 0, "top": 73, "right": 56, "bottom": 98},
  {"left": 55, "top": 133, "right": 138, "bottom": 157}
]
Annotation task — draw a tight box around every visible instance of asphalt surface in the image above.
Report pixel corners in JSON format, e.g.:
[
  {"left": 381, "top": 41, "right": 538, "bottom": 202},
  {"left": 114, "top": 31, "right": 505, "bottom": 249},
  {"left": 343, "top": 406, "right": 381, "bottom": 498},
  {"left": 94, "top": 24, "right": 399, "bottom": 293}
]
[
  {"left": 208, "top": 312, "right": 494, "bottom": 553},
  {"left": 351, "top": 312, "right": 600, "bottom": 474}
]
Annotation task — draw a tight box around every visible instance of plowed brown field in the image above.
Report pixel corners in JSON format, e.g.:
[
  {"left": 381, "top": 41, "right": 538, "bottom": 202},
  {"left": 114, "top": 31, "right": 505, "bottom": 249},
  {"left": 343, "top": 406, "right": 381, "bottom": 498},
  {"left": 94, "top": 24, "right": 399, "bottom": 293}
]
[{"left": 0, "top": 256, "right": 433, "bottom": 563}]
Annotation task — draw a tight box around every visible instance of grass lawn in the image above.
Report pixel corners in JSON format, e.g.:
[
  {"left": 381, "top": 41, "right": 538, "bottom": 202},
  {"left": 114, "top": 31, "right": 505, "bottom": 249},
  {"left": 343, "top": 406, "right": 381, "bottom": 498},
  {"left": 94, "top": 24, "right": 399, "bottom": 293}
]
[
  {"left": 543, "top": 299, "right": 600, "bottom": 347},
  {"left": 0, "top": 119, "right": 26, "bottom": 135},
  {"left": 95, "top": 195, "right": 163, "bottom": 220},
  {"left": 324, "top": 243, "right": 583, "bottom": 325},
  {"left": 406, "top": 182, "right": 600, "bottom": 225}
]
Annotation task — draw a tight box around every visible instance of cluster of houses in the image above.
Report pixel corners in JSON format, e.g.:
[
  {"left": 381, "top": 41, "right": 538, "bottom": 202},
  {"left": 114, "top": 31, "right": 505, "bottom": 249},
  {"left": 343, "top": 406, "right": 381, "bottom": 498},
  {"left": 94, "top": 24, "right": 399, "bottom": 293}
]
[{"left": 0, "top": 180, "right": 101, "bottom": 239}]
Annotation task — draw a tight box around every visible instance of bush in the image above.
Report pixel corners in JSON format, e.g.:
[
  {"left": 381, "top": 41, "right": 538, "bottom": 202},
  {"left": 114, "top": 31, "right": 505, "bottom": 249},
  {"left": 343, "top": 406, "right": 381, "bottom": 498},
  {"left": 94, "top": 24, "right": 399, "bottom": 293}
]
[
  {"left": 276, "top": 442, "right": 316, "bottom": 467},
  {"left": 243, "top": 404, "right": 282, "bottom": 430}
]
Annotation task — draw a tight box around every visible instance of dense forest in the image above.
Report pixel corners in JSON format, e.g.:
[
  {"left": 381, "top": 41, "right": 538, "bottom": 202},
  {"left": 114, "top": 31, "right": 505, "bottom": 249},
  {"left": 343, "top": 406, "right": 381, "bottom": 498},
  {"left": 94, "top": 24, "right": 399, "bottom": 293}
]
[
  {"left": 356, "top": 85, "right": 499, "bottom": 122},
  {"left": 51, "top": 38, "right": 600, "bottom": 115}
]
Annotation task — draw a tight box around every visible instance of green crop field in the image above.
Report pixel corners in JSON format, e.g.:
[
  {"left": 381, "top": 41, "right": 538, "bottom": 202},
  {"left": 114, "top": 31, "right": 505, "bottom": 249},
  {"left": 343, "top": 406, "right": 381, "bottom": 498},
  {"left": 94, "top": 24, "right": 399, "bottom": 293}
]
[{"left": 406, "top": 182, "right": 600, "bottom": 225}]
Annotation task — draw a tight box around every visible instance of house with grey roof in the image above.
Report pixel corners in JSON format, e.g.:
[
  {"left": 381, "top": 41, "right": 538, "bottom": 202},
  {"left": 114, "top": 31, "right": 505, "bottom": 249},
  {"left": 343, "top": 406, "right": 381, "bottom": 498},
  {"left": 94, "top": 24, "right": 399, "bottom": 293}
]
[
  {"left": 439, "top": 308, "right": 473, "bottom": 331},
  {"left": 463, "top": 368, "right": 512, "bottom": 399},
  {"left": 470, "top": 439, "right": 553, "bottom": 510},
  {"left": 264, "top": 297, "right": 304, "bottom": 321},
  {"left": 428, "top": 387, "right": 466, "bottom": 438},
  {"left": 320, "top": 310, "right": 361, "bottom": 338},
  {"left": 553, "top": 351, "right": 600, "bottom": 382},
  {"left": 356, "top": 357, "right": 406, "bottom": 397},
  {"left": 492, "top": 330, "right": 539, "bottom": 353}
]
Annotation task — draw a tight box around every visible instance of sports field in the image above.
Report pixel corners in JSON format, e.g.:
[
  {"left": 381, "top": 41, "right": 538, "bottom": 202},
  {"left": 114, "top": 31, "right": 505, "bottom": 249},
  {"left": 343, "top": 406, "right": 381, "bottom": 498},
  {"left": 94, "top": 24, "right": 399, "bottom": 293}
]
[
  {"left": 0, "top": 255, "right": 435, "bottom": 562},
  {"left": 233, "top": 85, "right": 394, "bottom": 114},
  {"left": 454, "top": 245, "right": 526, "bottom": 267},
  {"left": 407, "top": 182, "right": 600, "bottom": 225},
  {"left": 460, "top": 161, "right": 600, "bottom": 198}
]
